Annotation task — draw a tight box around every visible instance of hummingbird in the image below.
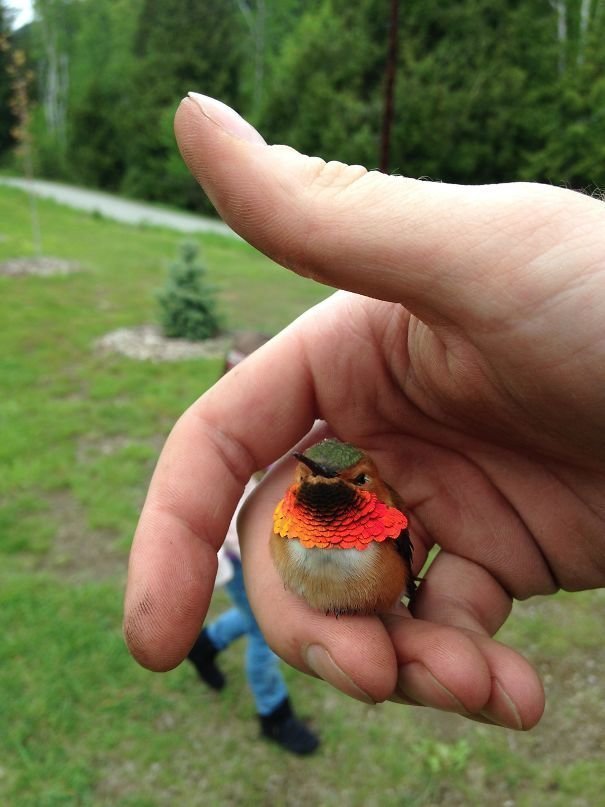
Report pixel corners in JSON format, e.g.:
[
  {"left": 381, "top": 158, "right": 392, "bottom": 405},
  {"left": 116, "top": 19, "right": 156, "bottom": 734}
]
[{"left": 271, "top": 439, "right": 414, "bottom": 615}]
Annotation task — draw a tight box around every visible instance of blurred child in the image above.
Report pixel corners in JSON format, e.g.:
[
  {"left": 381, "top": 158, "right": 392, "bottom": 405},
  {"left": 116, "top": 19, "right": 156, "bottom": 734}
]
[{"left": 187, "top": 333, "right": 319, "bottom": 756}]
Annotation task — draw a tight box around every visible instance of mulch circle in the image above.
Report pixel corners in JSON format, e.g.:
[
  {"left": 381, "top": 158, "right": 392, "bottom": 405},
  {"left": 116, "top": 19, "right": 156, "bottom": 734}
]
[
  {"left": 95, "top": 324, "right": 231, "bottom": 362},
  {"left": 0, "top": 256, "right": 80, "bottom": 277}
]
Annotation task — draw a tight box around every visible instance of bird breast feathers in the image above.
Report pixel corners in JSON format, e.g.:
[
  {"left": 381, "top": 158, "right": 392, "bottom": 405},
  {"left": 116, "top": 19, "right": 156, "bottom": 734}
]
[{"left": 273, "top": 484, "right": 408, "bottom": 550}]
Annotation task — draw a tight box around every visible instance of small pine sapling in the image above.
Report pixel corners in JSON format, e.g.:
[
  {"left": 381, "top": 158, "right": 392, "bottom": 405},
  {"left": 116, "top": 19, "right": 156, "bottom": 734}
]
[{"left": 157, "top": 241, "right": 223, "bottom": 340}]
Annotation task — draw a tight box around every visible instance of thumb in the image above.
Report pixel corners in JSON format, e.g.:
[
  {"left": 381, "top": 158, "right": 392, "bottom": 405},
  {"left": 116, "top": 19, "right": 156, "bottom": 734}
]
[{"left": 174, "top": 94, "right": 594, "bottom": 325}]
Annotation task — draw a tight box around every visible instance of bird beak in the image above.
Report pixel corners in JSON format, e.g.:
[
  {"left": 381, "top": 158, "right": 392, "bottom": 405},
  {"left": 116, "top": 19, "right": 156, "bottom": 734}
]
[{"left": 293, "top": 452, "right": 336, "bottom": 478}]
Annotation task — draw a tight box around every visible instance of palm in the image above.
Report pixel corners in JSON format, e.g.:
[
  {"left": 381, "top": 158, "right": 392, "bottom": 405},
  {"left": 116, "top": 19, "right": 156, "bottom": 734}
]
[{"left": 237, "top": 288, "right": 603, "bottom": 726}]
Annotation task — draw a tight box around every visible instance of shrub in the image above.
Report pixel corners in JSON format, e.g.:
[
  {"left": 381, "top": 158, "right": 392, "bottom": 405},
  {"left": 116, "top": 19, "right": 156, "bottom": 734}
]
[{"left": 157, "top": 242, "right": 223, "bottom": 340}]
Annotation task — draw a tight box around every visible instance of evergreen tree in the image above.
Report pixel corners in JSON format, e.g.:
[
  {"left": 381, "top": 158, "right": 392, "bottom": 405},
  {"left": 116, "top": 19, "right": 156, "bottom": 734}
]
[
  {"left": 122, "top": 0, "right": 246, "bottom": 207},
  {"left": 522, "top": 0, "right": 605, "bottom": 189},
  {"left": 261, "top": 0, "right": 385, "bottom": 168},
  {"left": 390, "top": 0, "right": 556, "bottom": 184},
  {"left": 66, "top": 0, "right": 140, "bottom": 188},
  {"left": 157, "top": 242, "right": 223, "bottom": 341},
  {"left": 262, "top": 0, "right": 559, "bottom": 184},
  {"left": 235, "top": 0, "right": 322, "bottom": 123}
]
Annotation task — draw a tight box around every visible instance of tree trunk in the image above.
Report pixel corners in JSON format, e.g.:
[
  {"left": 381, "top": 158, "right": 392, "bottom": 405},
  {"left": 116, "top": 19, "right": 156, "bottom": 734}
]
[
  {"left": 235, "top": 0, "right": 265, "bottom": 118},
  {"left": 578, "top": 0, "right": 592, "bottom": 65},
  {"left": 380, "top": 0, "right": 399, "bottom": 173},
  {"left": 38, "top": 5, "right": 69, "bottom": 145},
  {"left": 550, "top": 0, "right": 568, "bottom": 75},
  {"left": 253, "top": 0, "right": 265, "bottom": 117}
]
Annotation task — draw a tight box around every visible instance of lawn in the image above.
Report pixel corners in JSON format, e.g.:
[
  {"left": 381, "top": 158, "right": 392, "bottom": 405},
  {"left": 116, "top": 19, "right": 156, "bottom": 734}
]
[{"left": 0, "top": 184, "right": 603, "bottom": 806}]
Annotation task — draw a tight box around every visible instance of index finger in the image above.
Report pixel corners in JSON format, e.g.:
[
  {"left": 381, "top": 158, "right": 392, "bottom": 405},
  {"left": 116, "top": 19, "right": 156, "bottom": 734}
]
[{"left": 123, "top": 324, "right": 315, "bottom": 670}]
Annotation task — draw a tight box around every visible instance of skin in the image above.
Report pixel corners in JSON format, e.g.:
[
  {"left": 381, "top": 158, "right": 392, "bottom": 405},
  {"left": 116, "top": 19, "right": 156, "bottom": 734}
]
[{"left": 124, "top": 94, "right": 605, "bottom": 730}]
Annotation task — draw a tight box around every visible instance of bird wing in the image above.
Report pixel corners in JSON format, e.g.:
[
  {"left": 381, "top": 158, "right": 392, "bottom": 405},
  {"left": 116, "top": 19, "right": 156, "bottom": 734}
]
[
  {"left": 394, "top": 527, "right": 416, "bottom": 599},
  {"left": 385, "top": 483, "right": 416, "bottom": 599}
]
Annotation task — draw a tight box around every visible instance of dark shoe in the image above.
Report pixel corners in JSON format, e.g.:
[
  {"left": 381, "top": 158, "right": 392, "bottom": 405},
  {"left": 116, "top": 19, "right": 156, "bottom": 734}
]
[
  {"left": 259, "top": 697, "right": 319, "bottom": 755},
  {"left": 187, "top": 629, "right": 225, "bottom": 691}
]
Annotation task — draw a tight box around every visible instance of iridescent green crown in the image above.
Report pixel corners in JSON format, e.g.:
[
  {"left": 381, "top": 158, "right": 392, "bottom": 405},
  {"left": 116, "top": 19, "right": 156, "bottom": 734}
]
[{"left": 303, "top": 439, "right": 363, "bottom": 474}]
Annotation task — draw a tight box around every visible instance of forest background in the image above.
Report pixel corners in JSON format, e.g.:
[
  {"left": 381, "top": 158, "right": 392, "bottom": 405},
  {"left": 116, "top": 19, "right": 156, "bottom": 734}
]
[{"left": 1, "top": 0, "right": 604, "bottom": 214}]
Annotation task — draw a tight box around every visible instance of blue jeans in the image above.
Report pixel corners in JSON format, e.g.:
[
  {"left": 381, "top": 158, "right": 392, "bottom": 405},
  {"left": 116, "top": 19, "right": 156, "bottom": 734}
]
[{"left": 206, "top": 558, "right": 288, "bottom": 716}]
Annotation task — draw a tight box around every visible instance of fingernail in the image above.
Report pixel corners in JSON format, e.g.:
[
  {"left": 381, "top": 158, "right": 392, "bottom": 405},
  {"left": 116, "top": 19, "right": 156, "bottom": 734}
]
[
  {"left": 396, "top": 662, "right": 467, "bottom": 714},
  {"left": 303, "top": 644, "right": 376, "bottom": 705},
  {"left": 479, "top": 679, "right": 523, "bottom": 730},
  {"left": 187, "top": 93, "right": 266, "bottom": 145}
]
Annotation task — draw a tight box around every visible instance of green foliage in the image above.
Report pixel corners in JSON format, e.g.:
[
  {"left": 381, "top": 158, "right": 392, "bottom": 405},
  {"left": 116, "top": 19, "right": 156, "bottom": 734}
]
[
  {"left": 121, "top": 0, "right": 245, "bottom": 208},
  {"left": 420, "top": 738, "right": 471, "bottom": 776},
  {"left": 4, "top": 0, "right": 605, "bottom": 199},
  {"left": 157, "top": 241, "right": 223, "bottom": 340},
  {"left": 521, "top": 10, "right": 605, "bottom": 189},
  {"left": 64, "top": 0, "right": 141, "bottom": 188},
  {"left": 261, "top": 0, "right": 384, "bottom": 167},
  {"left": 0, "top": 2, "right": 16, "bottom": 157},
  {"left": 67, "top": 81, "right": 127, "bottom": 189},
  {"left": 388, "top": 1, "right": 555, "bottom": 183}
]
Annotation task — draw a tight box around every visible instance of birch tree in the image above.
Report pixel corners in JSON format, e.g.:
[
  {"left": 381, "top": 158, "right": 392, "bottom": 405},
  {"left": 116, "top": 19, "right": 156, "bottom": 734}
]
[
  {"left": 235, "top": 0, "right": 266, "bottom": 118},
  {"left": 550, "top": 0, "right": 599, "bottom": 72},
  {"left": 34, "top": 0, "right": 71, "bottom": 147},
  {"left": 578, "top": 0, "right": 592, "bottom": 64},
  {"left": 550, "top": 0, "right": 568, "bottom": 74}
]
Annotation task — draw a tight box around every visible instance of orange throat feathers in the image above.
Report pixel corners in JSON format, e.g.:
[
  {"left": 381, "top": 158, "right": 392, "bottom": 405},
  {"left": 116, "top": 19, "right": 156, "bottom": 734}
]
[{"left": 272, "top": 479, "right": 408, "bottom": 550}]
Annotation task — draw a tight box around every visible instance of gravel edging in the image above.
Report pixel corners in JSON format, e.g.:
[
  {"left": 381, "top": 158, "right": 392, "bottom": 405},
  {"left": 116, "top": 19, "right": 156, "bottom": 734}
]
[
  {"left": 95, "top": 324, "right": 231, "bottom": 362},
  {"left": 0, "top": 257, "right": 80, "bottom": 277}
]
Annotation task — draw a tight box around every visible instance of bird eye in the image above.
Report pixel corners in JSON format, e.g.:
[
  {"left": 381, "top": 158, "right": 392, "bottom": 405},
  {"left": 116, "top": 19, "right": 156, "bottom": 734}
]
[{"left": 353, "top": 473, "right": 367, "bottom": 485}]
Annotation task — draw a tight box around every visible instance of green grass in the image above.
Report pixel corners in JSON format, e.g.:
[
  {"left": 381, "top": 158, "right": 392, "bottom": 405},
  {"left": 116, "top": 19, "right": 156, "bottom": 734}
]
[{"left": 1, "top": 185, "right": 604, "bottom": 806}]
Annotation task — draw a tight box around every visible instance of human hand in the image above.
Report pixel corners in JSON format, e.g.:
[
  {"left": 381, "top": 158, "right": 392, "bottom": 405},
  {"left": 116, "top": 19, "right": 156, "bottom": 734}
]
[{"left": 124, "top": 94, "right": 605, "bottom": 730}]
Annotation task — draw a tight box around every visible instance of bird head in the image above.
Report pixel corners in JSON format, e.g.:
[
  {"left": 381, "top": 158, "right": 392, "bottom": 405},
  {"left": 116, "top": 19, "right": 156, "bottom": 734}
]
[
  {"left": 293, "top": 439, "right": 378, "bottom": 493},
  {"left": 273, "top": 439, "right": 407, "bottom": 550}
]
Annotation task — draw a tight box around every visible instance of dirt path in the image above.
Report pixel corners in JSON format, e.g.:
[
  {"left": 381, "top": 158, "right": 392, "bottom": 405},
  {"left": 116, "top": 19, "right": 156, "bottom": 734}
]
[{"left": 0, "top": 176, "right": 237, "bottom": 238}]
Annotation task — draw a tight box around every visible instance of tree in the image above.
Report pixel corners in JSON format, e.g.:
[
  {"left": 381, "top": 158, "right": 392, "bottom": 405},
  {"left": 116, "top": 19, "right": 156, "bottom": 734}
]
[
  {"left": 157, "top": 242, "right": 223, "bottom": 341},
  {"left": 1, "top": 35, "right": 42, "bottom": 254},
  {"left": 388, "top": 1, "right": 557, "bottom": 183},
  {"left": 524, "top": 0, "right": 605, "bottom": 188},
  {"left": 234, "top": 0, "right": 315, "bottom": 122},
  {"left": 379, "top": 0, "right": 399, "bottom": 173},
  {"left": 261, "top": 1, "right": 385, "bottom": 168},
  {"left": 0, "top": 0, "right": 16, "bottom": 158},
  {"left": 234, "top": 0, "right": 266, "bottom": 119},
  {"left": 67, "top": 0, "right": 141, "bottom": 188},
  {"left": 121, "top": 0, "right": 246, "bottom": 207},
  {"left": 68, "top": 80, "right": 128, "bottom": 189},
  {"left": 33, "top": 0, "right": 75, "bottom": 150}
]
